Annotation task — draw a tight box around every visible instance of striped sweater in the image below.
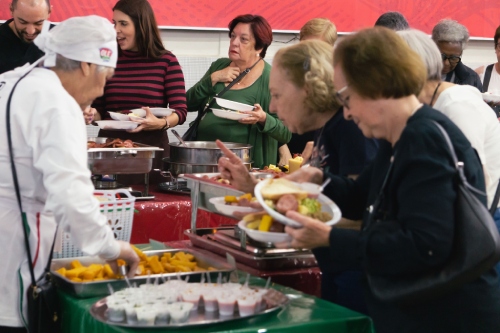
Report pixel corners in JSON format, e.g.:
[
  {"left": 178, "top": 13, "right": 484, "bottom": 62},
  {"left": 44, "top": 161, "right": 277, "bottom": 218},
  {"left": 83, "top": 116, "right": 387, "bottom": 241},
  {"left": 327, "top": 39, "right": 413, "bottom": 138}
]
[{"left": 93, "top": 49, "right": 187, "bottom": 124}]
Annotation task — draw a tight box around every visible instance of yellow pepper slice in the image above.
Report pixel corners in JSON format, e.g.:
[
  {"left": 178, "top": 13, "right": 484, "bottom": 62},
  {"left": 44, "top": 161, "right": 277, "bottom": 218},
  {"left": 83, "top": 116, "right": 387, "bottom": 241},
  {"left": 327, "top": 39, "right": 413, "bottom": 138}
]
[
  {"left": 224, "top": 195, "right": 238, "bottom": 203},
  {"left": 258, "top": 215, "right": 273, "bottom": 232}
]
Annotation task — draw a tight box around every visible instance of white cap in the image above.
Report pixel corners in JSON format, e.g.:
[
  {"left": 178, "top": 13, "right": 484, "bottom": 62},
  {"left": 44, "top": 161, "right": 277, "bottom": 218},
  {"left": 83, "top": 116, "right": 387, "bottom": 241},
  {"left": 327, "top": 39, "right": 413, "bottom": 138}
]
[{"left": 34, "top": 15, "right": 118, "bottom": 68}]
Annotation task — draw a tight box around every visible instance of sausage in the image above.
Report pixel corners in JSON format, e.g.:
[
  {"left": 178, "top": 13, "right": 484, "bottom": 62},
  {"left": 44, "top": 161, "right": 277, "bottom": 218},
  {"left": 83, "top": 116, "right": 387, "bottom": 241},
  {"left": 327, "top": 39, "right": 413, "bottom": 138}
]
[
  {"left": 275, "top": 194, "right": 298, "bottom": 214},
  {"left": 269, "top": 221, "right": 285, "bottom": 233}
]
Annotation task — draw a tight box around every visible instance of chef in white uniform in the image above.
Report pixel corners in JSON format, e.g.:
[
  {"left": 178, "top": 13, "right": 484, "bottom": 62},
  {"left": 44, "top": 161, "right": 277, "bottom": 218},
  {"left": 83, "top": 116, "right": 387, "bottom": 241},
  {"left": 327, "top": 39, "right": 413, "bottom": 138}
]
[{"left": 0, "top": 16, "right": 139, "bottom": 331}]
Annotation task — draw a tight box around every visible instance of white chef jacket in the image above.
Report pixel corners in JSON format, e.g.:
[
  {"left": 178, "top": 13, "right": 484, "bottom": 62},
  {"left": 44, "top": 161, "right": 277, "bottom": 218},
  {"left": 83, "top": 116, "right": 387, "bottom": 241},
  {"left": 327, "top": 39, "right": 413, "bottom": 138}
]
[{"left": 0, "top": 64, "right": 120, "bottom": 327}]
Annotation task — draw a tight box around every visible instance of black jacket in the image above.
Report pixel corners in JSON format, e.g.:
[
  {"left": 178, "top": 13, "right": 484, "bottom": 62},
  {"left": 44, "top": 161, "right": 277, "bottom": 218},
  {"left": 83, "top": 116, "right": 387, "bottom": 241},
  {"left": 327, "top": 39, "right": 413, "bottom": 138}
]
[
  {"left": 0, "top": 19, "right": 45, "bottom": 74},
  {"left": 324, "top": 105, "right": 500, "bottom": 333},
  {"left": 445, "top": 61, "right": 483, "bottom": 92}
]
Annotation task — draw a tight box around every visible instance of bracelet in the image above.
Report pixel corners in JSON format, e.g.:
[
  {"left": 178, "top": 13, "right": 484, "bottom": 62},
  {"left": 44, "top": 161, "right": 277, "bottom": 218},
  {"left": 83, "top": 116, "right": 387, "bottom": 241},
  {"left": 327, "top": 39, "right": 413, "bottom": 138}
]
[{"left": 161, "top": 118, "right": 170, "bottom": 131}]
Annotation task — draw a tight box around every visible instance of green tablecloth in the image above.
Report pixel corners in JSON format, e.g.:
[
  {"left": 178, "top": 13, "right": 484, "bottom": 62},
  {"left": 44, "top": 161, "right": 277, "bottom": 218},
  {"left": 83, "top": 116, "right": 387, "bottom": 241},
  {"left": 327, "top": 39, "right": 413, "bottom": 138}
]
[{"left": 58, "top": 274, "right": 374, "bottom": 333}]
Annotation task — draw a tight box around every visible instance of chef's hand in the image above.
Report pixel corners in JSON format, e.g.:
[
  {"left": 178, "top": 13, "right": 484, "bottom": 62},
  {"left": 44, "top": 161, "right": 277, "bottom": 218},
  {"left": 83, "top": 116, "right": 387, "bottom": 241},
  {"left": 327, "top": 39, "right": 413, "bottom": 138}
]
[
  {"left": 216, "top": 139, "right": 257, "bottom": 193},
  {"left": 275, "top": 211, "right": 331, "bottom": 249},
  {"left": 128, "top": 107, "right": 165, "bottom": 133},
  {"left": 211, "top": 66, "right": 240, "bottom": 86},
  {"left": 238, "top": 104, "right": 267, "bottom": 125},
  {"left": 284, "top": 166, "right": 323, "bottom": 185},
  {"left": 106, "top": 241, "right": 140, "bottom": 278},
  {"left": 83, "top": 106, "right": 97, "bottom": 125}
]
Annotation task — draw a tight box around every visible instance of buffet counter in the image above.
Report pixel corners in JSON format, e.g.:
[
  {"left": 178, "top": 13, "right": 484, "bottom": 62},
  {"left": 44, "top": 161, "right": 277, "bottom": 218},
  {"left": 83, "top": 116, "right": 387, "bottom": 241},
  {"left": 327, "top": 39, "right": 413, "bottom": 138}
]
[
  {"left": 58, "top": 273, "right": 375, "bottom": 333},
  {"left": 131, "top": 188, "right": 236, "bottom": 243}
]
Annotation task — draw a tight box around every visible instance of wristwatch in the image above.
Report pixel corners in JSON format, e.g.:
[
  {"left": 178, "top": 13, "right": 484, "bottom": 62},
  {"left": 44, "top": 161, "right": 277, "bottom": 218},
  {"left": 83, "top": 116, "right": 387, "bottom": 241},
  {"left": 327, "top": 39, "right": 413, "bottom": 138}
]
[{"left": 161, "top": 118, "right": 170, "bottom": 131}]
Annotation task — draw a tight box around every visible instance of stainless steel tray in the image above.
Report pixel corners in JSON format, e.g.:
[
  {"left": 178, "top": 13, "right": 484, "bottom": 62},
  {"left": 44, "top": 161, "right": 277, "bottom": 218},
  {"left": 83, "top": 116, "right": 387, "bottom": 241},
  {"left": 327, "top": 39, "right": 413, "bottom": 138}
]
[
  {"left": 90, "top": 287, "right": 288, "bottom": 328},
  {"left": 180, "top": 172, "right": 275, "bottom": 230},
  {"left": 88, "top": 137, "right": 163, "bottom": 174},
  {"left": 51, "top": 249, "right": 233, "bottom": 298},
  {"left": 185, "top": 228, "right": 317, "bottom": 270}
]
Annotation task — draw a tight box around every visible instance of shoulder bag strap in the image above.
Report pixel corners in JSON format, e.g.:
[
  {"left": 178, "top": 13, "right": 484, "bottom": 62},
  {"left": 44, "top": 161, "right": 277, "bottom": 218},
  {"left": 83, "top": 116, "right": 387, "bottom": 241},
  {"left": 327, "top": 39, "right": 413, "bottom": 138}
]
[
  {"left": 6, "top": 70, "right": 56, "bottom": 284},
  {"left": 6, "top": 70, "right": 38, "bottom": 286},
  {"left": 431, "top": 121, "right": 487, "bottom": 199},
  {"left": 483, "top": 64, "right": 494, "bottom": 92},
  {"left": 200, "top": 58, "right": 263, "bottom": 117},
  {"left": 489, "top": 181, "right": 500, "bottom": 216}
]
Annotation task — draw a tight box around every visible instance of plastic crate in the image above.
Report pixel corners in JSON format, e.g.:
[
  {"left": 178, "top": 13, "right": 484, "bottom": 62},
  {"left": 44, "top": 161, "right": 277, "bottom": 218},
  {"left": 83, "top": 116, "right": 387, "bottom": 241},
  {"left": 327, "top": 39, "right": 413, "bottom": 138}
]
[{"left": 53, "top": 189, "right": 136, "bottom": 258}]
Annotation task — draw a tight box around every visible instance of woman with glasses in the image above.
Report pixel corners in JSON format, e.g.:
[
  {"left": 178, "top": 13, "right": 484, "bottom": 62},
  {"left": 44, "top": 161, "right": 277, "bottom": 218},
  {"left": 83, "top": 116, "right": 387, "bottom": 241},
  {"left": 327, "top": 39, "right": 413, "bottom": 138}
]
[
  {"left": 431, "top": 19, "right": 483, "bottom": 92},
  {"left": 475, "top": 25, "right": 500, "bottom": 117},
  {"left": 281, "top": 27, "right": 500, "bottom": 332},
  {"left": 216, "top": 40, "right": 377, "bottom": 313},
  {"left": 186, "top": 14, "right": 291, "bottom": 169}
]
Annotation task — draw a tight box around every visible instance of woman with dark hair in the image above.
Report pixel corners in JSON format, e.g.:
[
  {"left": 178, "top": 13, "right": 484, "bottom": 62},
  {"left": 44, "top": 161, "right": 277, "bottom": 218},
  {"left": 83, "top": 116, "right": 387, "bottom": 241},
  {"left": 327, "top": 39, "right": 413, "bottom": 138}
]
[
  {"left": 186, "top": 14, "right": 291, "bottom": 168},
  {"left": 92, "top": 0, "right": 188, "bottom": 184}
]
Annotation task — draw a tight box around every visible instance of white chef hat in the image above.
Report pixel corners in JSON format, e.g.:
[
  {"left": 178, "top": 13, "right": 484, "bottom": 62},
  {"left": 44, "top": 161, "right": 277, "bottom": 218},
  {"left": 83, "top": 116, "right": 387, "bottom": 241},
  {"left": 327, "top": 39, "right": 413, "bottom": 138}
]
[{"left": 34, "top": 15, "right": 118, "bottom": 68}]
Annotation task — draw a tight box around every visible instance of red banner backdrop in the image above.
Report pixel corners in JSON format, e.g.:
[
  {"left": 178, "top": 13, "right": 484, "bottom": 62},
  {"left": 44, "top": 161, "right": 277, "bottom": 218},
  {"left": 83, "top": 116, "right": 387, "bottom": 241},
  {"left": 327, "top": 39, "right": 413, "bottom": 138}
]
[{"left": 1, "top": 0, "right": 499, "bottom": 38}]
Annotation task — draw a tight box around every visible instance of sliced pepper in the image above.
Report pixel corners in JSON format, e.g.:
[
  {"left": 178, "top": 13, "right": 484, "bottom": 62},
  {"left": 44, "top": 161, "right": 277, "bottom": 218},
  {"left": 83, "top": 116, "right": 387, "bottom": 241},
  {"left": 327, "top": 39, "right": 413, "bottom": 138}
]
[
  {"left": 258, "top": 215, "right": 273, "bottom": 232},
  {"left": 224, "top": 195, "right": 238, "bottom": 203}
]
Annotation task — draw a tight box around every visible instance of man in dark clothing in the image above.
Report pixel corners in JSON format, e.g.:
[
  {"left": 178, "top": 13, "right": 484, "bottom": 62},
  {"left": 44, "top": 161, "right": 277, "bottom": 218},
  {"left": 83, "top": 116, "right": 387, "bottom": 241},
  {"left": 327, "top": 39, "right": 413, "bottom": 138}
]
[
  {"left": 432, "top": 19, "right": 483, "bottom": 92},
  {"left": 0, "top": 0, "right": 51, "bottom": 74}
]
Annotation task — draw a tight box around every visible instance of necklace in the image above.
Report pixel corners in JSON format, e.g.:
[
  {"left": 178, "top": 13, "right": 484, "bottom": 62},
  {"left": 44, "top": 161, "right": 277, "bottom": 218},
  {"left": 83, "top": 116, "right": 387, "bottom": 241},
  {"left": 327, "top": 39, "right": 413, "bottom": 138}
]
[{"left": 429, "top": 82, "right": 442, "bottom": 106}]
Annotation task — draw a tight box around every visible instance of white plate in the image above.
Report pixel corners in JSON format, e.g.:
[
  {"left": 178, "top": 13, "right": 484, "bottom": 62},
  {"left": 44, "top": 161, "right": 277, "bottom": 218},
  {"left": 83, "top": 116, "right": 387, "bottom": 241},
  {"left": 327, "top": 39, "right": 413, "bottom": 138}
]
[
  {"left": 215, "top": 97, "right": 254, "bottom": 111},
  {"left": 209, "top": 197, "right": 260, "bottom": 216},
  {"left": 95, "top": 120, "right": 139, "bottom": 130},
  {"left": 254, "top": 179, "right": 342, "bottom": 228},
  {"left": 482, "top": 92, "right": 500, "bottom": 103},
  {"left": 238, "top": 220, "right": 292, "bottom": 244},
  {"left": 212, "top": 108, "right": 251, "bottom": 121},
  {"left": 130, "top": 108, "right": 174, "bottom": 118},
  {"left": 108, "top": 112, "right": 132, "bottom": 121}
]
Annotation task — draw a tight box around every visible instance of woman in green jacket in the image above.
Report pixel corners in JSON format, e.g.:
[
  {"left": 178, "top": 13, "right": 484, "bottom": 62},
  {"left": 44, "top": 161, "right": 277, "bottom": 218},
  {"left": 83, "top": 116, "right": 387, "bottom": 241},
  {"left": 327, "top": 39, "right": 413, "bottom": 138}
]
[{"left": 186, "top": 14, "right": 291, "bottom": 168}]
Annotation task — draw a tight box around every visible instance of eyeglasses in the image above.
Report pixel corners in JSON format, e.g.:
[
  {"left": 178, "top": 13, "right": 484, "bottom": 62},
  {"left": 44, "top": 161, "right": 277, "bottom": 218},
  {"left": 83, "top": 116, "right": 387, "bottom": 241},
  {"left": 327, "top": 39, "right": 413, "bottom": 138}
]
[
  {"left": 335, "top": 85, "right": 350, "bottom": 110},
  {"left": 441, "top": 53, "right": 461, "bottom": 64}
]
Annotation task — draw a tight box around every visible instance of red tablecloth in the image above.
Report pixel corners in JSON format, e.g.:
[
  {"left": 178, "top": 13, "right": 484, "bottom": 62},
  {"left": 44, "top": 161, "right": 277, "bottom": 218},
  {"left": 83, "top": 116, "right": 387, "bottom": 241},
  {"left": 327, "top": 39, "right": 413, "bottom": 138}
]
[
  {"left": 131, "top": 188, "right": 237, "bottom": 243},
  {"left": 166, "top": 240, "right": 322, "bottom": 298}
]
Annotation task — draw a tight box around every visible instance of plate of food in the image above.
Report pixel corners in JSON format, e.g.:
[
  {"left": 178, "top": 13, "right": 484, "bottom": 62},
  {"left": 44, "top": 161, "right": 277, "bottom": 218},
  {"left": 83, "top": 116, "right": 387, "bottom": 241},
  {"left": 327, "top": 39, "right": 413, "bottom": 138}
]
[
  {"left": 238, "top": 215, "right": 291, "bottom": 243},
  {"left": 212, "top": 108, "right": 251, "bottom": 121},
  {"left": 482, "top": 92, "right": 500, "bottom": 103},
  {"left": 96, "top": 120, "right": 139, "bottom": 130},
  {"left": 109, "top": 112, "right": 132, "bottom": 121},
  {"left": 209, "top": 194, "right": 261, "bottom": 216},
  {"left": 254, "top": 178, "right": 341, "bottom": 228},
  {"left": 130, "top": 108, "right": 174, "bottom": 118},
  {"left": 214, "top": 97, "right": 254, "bottom": 111}
]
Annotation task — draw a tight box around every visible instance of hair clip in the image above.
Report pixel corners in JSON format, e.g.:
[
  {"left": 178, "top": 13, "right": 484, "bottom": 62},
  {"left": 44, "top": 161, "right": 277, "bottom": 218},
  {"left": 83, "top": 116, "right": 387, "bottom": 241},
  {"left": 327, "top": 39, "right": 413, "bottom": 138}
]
[{"left": 303, "top": 56, "right": 310, "bottom": 71}]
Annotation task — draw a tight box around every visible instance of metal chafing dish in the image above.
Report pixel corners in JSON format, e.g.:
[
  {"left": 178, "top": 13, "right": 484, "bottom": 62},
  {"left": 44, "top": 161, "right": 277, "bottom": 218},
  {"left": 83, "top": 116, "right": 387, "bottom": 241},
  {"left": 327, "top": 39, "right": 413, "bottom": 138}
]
[
  {"left": 88, "top": 137, "right": 163, "bottom": 198},
  {"left": 88, "top": 137, "right": 163, "bottom": 175},
  {"left": 180, "top": 173, "right": 316, "bottom": 270},
  {"left": 50, "top": 249, "right": 233, "bottom": 298}
]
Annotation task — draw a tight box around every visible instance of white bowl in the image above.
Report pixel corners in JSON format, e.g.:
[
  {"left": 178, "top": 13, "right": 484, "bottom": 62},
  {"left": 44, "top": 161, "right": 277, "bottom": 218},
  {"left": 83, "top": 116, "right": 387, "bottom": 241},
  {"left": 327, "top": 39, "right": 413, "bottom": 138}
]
[
  {"left": 108, "top": 111, "right": 131, "bottom": 121},
  {"left": 96, "top": 120, "right": 139, "bottom": 130},
  {"left": 482, "top": 92, "right": 500, "bottom": 103},
  {"left": 238, "top": 220, "right": 292, "bottom": 243},
  {"left": 208, "top": 197, "right": 260, "bottom": 216},
  {"left": 215, "top": 97, "right": 254, "bottom": 111},
  {"left": 130, "top": 108, "right": 174, "bottom": 118},
  {"left": 212, "top": 108, "right": 251, "bottom": 121},
  {"left": 253, "top": 179, "right": 342, "bottom": 228}
]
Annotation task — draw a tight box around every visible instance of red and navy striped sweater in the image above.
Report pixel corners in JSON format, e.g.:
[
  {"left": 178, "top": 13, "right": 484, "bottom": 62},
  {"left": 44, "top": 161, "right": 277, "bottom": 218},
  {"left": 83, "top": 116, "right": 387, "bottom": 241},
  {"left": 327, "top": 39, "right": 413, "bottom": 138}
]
[{"left": 93, "top": 49, "right": 187, "bottom": 125}]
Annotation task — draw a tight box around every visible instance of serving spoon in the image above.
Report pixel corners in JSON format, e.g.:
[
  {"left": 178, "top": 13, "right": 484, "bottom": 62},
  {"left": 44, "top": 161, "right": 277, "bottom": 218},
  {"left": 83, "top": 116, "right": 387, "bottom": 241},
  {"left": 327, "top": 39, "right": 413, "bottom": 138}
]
[{"left": 171, "top": 129, "right": 188, "bottom": 147}]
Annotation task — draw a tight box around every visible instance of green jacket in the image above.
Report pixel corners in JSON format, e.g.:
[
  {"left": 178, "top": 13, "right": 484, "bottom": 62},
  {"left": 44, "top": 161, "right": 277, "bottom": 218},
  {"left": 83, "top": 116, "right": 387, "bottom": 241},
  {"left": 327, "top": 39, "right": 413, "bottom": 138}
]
[{"left": 186, "top": 58, "right": 291, "bottom": 168}]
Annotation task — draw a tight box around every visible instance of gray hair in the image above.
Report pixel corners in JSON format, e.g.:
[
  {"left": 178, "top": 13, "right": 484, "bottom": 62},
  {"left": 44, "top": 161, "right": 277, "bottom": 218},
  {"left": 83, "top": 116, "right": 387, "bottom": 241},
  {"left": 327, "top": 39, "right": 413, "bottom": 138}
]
[
  {"left": 398, "top": 29, "right": 443, "bottom": 81},
  {"left": 53, "top": 54, "right": 108, "bottom": 72},
  {"left": 431, "top": 19, "right": 469, "bottom": 50},
  {"left": 374, "top": 11, "right": 409, "bottom": 31}
]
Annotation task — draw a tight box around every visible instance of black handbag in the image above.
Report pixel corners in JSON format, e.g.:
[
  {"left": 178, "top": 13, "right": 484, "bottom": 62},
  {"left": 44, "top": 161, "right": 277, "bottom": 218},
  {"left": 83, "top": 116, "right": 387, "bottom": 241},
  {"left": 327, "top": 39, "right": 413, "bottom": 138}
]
[
  {"left": 366, "top": 120, "right": 500, "bottom": 305},
  {"left": 182, "top": 58, "right": 262, "bottom": 141},
  {"left": 6, "top": 70, "right": 61, "bottom": 333}
]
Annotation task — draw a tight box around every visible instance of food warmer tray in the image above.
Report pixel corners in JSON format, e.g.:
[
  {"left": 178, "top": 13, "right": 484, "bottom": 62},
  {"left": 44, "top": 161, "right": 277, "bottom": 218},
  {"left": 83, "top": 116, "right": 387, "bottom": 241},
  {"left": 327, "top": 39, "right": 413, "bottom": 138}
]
[
  {"left": 185, "top": 228, "right": 317, "bottom": 270},
  {"left": 88, "top": 137, "right": 163, "bottom": 175},
  {"left": 180, "top": 172, "right": 275, "bottom": 231},
  {"left": 90, "top": 287, "right": 289, "bottom": 329},
  {"left": 51, "top": 249, "right": 233, "bottom": 298}
]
